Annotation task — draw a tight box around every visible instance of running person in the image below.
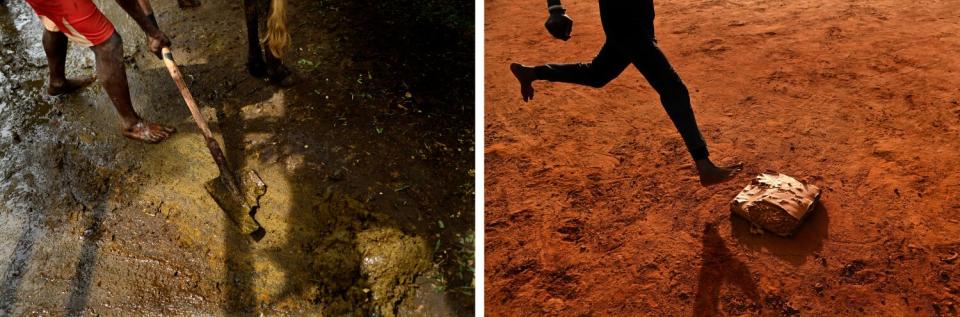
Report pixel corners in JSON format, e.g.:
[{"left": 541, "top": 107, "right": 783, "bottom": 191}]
[
  {"left": 25, "top": 0, "right": 175, "bottom": 143},
  {"left": 510, "top": 0, "right": 742, "bottom": 186}
]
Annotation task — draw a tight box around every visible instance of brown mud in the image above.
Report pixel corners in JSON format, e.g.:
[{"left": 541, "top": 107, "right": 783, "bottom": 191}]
[
  {"left": 486, "top": 0, "right": 960, "bottom": 316},
  {"left": 0, "top": 0, "right": 473, "bottom": 315}
]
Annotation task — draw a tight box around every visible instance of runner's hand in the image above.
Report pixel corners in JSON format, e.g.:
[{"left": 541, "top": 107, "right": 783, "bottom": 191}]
[
  {"left": 545, "top": 8, "right": 572, "bottom": 41},
  {"left": 147, "top": 31, "right": 171, "bottom": 59}
]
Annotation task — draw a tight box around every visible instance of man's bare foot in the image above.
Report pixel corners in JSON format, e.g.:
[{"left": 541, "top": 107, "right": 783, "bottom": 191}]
[
  {"left": 122, "top": 121, "right": 176, "bottom": 144},
  {"left": 695, "top": 158, "right": 742, "bottom": 186},
  {"left": 48, "top": 77, "right": 95, "bottom": 96},
  {"left": 510, "top": 63, "right": 536, "bottom": 102}
]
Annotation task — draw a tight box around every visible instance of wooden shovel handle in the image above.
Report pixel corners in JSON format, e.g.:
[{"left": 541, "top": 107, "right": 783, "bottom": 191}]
[{"left": 161, "top": 47, "right": 215, "bottom": 141}]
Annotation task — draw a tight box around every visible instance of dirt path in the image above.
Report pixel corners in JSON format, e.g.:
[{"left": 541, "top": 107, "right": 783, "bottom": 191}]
[
  {"left": 0, "top": 0, "right": 473, "bottom": 315},
  {"left": 485, "top": 0, "right": 960, "bottom": 316}
]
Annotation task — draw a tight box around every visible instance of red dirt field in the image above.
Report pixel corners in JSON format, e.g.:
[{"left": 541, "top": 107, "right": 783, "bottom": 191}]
[{"left": 484, "top": 0, "right": 960, "bottom": 316}]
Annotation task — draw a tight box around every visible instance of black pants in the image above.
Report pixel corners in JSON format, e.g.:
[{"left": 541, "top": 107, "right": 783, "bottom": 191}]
[{"left": 534, "top": 0, "right": 709, "bottom": 160}]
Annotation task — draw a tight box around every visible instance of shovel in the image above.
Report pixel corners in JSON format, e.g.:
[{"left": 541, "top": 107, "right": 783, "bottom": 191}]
[{"left": 160, "top": 47, "right": 266, "bottom": 240}]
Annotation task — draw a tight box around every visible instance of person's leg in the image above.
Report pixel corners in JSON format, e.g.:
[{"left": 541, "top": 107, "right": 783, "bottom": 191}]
[
  {"left": 510, "top": 42, "right": 630, "bottom": 102},
  {"left": 42, "top": 28, "right": 94, "bottom": 96},
  {"left": 264, "top": 48, "right": 296, "bottom": 87},
  {"left": 264, "top": 51, "right": 297, "bottom": 87},
  {"left": 632, "top": 44, "right": 740, "bottom": 185},
  {"left": 91, "top": 33, "right": 175, "bottom": 143},
  {"left": 243, "top": 0, "right": 267, "bottom": 78},
  {"left": 263, "top": 0, "right": 296, "bottom": 87}
]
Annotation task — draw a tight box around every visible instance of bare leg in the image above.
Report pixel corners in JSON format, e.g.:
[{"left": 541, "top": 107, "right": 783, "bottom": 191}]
[
  {"left": 91, "top": 33, "right": 175, "bottom": 143},
  {"left": 42, "top": 30, "right": 94, "bottom": 96}
]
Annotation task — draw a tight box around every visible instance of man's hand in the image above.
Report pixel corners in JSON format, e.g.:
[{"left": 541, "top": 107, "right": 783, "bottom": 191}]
[
  {"left": 147, "top": 31, "right": 171, "bottom": 59},
  {"left": 115, "top": 0, "right": 170, "bottom": 59},
  {"left": 544, "top": 7, "right": 573, "bottom": 41}
]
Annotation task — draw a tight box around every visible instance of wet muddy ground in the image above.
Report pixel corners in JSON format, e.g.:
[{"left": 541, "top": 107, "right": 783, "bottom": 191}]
[
  {"left": 486, "top": 0, "right": 960, "bottom": 316},
  {"left": 1, "top": 0, "right": 473, "bottom": 315}
]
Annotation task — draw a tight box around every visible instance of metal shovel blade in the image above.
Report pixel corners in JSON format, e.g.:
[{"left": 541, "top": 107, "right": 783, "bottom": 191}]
[{"left": 205, "top": 169, "right": 267, "bottom": 240}]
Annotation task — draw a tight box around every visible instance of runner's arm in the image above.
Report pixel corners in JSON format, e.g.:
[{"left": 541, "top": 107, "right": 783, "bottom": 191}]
[
  {"left": 544, "top": 0, "right": 571, "bottom": 40},
  {"left": 547, "top": 0, "right": 564, "bottom": 13}
]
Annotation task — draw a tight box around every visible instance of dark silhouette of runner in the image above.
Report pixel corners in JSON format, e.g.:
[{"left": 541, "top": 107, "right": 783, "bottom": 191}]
[{"left": 510, "top": 0, "right": 742, "bottom": 186}]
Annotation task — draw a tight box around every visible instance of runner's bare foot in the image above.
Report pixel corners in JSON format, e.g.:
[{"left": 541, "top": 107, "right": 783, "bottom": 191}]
[
  {"left": 696, "top": 158, "right": 742, "bottom": 186},
  {"left": 510, "top": 63, "right": 536, "bottom": 102},
  {"left": 48, "top": 77, "right": 95, "bottom": 96},
  {"left": 122, "top": 121, "right": 176, "bottom": 144}
]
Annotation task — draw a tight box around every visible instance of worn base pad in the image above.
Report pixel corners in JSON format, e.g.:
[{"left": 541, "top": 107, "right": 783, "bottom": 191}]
[{"left": 731, "top": 172, "right": 821, "bottom": 237}]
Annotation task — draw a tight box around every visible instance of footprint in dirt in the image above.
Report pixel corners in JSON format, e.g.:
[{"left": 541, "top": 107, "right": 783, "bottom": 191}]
[
  {"left": 557, "top": 218, "right": 585, "bottom": 242},
  {"left": 950, "top": 99, "right": 960, "bottom": 121}
]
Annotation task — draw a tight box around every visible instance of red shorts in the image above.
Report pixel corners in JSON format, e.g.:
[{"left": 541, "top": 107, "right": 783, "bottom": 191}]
[{"left": 25, "top": 0, "right": 115, "bottom": 47}]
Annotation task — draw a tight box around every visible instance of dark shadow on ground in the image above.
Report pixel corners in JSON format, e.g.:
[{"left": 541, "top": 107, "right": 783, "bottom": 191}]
[
  {"left": 692, "top": 224, "right": 761, "bottom": 317},
  {"left": 0, "top": 209, "right": 39, "bottom": 315},
  {"left": 729, "top": 202, "right": 830, "bottom": 266},
  {"left": 314, "top": 0, "right": 476, "bottom": 309},
  {"left": 64, "top": 195, "right": 110, "bottom": 317}
]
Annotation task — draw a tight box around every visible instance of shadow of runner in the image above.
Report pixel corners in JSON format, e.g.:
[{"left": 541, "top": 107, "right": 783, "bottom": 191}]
[{"left": 693, "top": 224, "right": 761, "bottom": 317}]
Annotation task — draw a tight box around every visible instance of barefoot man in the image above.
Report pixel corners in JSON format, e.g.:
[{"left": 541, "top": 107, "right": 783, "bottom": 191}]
[
  {"left": 510, "top": 0, "right": 742, "bottom": 185},
  {"left": 25, "top": 0, "right": 176, "bottom": 143}
]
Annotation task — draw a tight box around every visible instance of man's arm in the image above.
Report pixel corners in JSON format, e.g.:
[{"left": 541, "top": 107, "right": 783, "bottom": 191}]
[
  {"left": 136, "top": 0, "right": 160, "bottom": 29},
  {"left": 115, "top": 0, "right": 161, "bottom": 37},
  {"left": 114, "top": 0, "right": 170, "bottom": 57}
]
